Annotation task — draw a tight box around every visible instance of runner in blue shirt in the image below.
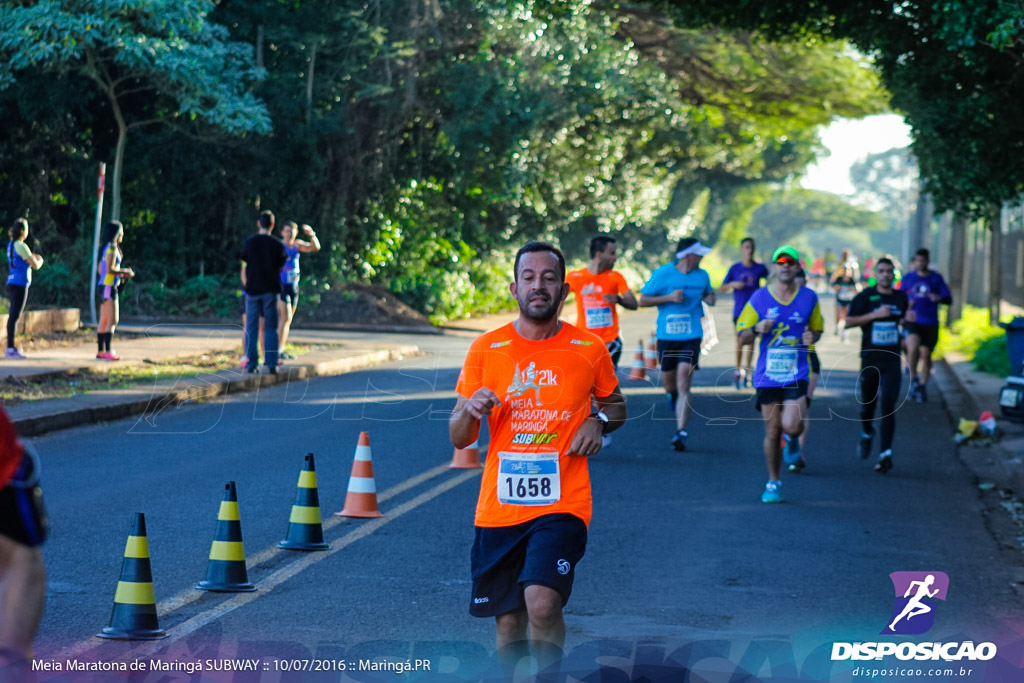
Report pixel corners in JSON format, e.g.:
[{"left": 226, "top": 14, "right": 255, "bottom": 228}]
[
  {"left": 736, "top": 246, "right": 823, "bottom": 503},
  {"left": 639, "top": 237, "right": 716, "bottom": 452},
  {"left": 720, "top": 237, "right": 769, "bottom": 389},
  {"left": 898, "top": 248, "right": 952, "bottom": 403}
]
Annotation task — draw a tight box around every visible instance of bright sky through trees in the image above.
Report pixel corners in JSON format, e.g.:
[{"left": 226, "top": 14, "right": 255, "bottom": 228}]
[{"left": 802, "top": 114, "right": 912, "bottom": 195}]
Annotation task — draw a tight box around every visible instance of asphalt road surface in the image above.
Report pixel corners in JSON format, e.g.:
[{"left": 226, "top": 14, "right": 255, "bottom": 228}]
[{"left": 28, "top": 296, "right": 1024, "bottom": 681}]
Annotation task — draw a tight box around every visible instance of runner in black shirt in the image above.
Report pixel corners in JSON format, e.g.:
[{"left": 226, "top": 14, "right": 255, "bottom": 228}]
[{"left": 845, "top": 258, "right": 909, "bottom": 473}]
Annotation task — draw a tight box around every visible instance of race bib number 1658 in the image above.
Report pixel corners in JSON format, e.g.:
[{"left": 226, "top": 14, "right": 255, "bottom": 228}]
[{"left": 497, "top": 452, "right": 561, "bottom": 506}]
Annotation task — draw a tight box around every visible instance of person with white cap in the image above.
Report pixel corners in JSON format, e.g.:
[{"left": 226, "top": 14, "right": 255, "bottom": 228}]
[{"left": 639, "top": 237, "right": 716, "bottom": 451}]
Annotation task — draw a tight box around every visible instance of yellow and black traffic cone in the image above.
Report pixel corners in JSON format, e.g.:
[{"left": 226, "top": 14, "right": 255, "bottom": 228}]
[
  {"left": 279, "top": 453, "right": 329, "bottom": 551},
  {"left": 197, "top": 481, "right": 256, "bottom": 592},
  {"left": 98, "top": 513, "right": 167, "bottom": 640}
]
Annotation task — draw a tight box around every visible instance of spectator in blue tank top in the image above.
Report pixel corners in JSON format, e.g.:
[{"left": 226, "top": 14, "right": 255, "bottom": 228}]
[
  {"left": 719, "top": 236, "right": 769, "bottom": 389},
  {"left": 95, "top": 221, "right": 135, "bottom": 361},
  {"left": 276, "top": 221, "right": 320, "bottom": 362},
  {"left": 5, "top": 219, "right": 45, "bottom": 359}
]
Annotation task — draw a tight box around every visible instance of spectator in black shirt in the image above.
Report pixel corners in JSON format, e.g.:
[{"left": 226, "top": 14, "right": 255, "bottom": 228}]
[{"left": 241, "top": 211, "right": 287, "bottom": 373}]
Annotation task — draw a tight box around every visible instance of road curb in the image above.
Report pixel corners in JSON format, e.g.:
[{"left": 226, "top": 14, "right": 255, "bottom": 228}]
[
  {"left": 12, "top": 344, "right": 419, "bottom": 438},
  {"left": 936, "top": 358, "right": 1024, "bottom": 498}
]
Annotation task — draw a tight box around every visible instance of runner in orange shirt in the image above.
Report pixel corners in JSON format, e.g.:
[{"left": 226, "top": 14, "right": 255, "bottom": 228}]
[
  {"left": 450, "top": 241, "right": 626, "bottom": 674},
  {"left": 565, "top": 235, "right": 638, "bottom": 369}
]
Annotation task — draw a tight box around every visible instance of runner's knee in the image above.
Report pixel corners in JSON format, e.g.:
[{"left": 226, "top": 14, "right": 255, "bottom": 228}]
[{"left": 524, "top": 585, "right": 563, "bottom": 629}]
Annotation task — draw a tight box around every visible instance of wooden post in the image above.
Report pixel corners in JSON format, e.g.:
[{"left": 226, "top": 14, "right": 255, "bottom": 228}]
[
  {"left": 989, "top": 205, "right": 1005, "bottom": 324},
  {"left": 946, "top": 212, "right": 967, "bottom": 327}
]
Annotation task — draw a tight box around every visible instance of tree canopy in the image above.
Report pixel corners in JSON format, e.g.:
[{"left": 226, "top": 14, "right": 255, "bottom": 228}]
[
  {"left": 659, "top": 0, "right": 1024, "bottom": 216},
  {"left": 0, "top": 0, "right": 890, "bottom": 320}
]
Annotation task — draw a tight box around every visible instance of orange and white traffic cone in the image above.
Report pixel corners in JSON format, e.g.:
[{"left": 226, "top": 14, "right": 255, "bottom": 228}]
[
  {"left": 335, "top": 432, "right": 383, "bottom": 518},
  {"left": 628, "top": 339, "right": 647, "bottom": 380},
  {"left": 644, "top": 332, "right": 659, "bottom": 369},
  {"left": 450, "top": 439, "right": 484, "bottom": 469}
]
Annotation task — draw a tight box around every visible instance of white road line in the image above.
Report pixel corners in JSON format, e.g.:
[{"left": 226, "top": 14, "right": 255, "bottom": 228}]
[
  {"left": 51, "top": 457, "right": 483, "bottom": 661},
  {"left": 119, "top": 469, "right": 481, "bottom": 659}
]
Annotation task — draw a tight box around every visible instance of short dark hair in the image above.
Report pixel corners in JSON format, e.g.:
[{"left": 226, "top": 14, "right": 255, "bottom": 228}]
[
  {"left": 876, "top": 257, "right": 895, "bottom": 270},
  {"left": 9, "top": 218, "right": 28, "bottom": 241},
  {"left": 514, "top": 241, "right": 566, "bottom": 282},
  {"left": 590, "top": 235, "right": 616, "bottom": 258},
  {"left": 258, "top": 210, "right": 275, "bottom": 230},
  {"left": 741, "top": 237, "right": 755, "bottom": 247},
  {"left": 915, "top": 248, "right": 930, "bottom": 260}
]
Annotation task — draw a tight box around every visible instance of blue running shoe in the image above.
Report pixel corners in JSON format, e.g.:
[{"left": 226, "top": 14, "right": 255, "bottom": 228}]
[
  {"left": 665, "top": 393, "right": 677, "bottom": 413},
  {"left": 761, "top": 480, "right": 782, "bottom": 503},
  {"left": 671, "top": 429, "right": 687, "bottom": 451},
  {"left": 782, "top": 434, "right": 802, "bottom": 466}
]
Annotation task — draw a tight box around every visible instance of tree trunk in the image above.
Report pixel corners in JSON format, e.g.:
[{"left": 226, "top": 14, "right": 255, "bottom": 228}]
[
  {"left": 946, "top": 212, "right": 967, "bottom": 327},
  {"left": 306, "top": 42, "right": 317, "bottom": 125},
  {"left": 989, "top": 205, "right": 1003, "bottom": 325}
]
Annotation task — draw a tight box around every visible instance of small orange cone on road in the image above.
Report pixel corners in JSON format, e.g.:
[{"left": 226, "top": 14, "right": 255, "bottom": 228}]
[
  {"left": 628, "top": 339, "right": 647, "bottom": 380},
  {"left": 644, "top": 332, "right": 659, "bottom": 369},
  {"left": 335, "top": 432, "right": 384, "bottom": 518},
  {"left": 98, "top": 513, "right": 167, "bottom": 640},
  {"left": 197, "top": 481, "right": 256, "bottom": 592},
  {"left": 279, "top": 453, "right": 329, "bottom": 551},
  {"left": 450, "top": 439, "right": 484, "bottom": 469}
]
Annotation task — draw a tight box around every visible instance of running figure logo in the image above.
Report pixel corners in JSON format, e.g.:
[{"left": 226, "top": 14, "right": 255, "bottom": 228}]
[
  {"left": 882, "top": 571, "right": 949, "bottom": 635},
  {"left": 506, "top": 362, "right": 552, "bottom": 405}
]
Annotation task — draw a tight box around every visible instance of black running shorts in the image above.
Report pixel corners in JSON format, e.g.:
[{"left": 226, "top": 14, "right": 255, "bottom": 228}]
[
  {"left": 754, "top": 380, "right": 809, "bottom": 411},
  {"left": 904, "top": 322, "right": 939, "bottom": 349},
  {"left": 657, "top": 338, "right": 702, "bottom": 372},
  {"left": 470, "top": 513, "right": 587, "bottom": 618}
]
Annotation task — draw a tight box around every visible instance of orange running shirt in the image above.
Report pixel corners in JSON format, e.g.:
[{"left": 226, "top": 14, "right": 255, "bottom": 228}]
[
  {"left": 565, "top": 268, "right": 630, "bottom": 343},
  {"left": 455, "top": 322, "right": 618, "bottom": 528}
]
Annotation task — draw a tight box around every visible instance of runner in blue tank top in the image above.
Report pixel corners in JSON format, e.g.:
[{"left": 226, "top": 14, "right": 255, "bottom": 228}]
[
  {"left": 719, "top": 236, "right": 769, "bottom": 389},
  {"left": 5, "top": 219, "right": 44, "bottom": 359},
  {"left": 736, "top": 246, "right": 823, "bottom": 503}
]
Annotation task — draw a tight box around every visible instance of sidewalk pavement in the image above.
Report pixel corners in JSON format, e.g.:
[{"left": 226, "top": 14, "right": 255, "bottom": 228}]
[
  {"left": 938, "top": 352, "right": 1024, "bottom": 497},
  {"left": 2, "top": 322, "right": 421, "bottom": 437}
]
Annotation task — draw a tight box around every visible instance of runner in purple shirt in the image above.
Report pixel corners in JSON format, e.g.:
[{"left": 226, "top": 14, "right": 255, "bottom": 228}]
[
  {"left": 898, "top": 248, "right": 952, "bottom": 403},
  {"left": 720, "top": 237, "right": 770, "bottom": 389}
]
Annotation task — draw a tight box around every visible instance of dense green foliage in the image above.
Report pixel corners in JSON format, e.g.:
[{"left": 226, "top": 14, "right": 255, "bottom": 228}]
[
  {"left": 0, "top": 0, "right": 887, "bottom": 321},
  {"left": 935, "top": 305, "right": 1012, "bottom": 376},
  {"left": 662, "top": 0, "right": 1024, "bottom": 217}
]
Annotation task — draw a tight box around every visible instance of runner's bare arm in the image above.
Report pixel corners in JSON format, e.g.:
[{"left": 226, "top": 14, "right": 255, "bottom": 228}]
[
  {"left": 639, "top": 290, "right": 684, "bottom": 306},
  {"left": 603, "top": 290, "right": 638, "bottom": 310},
  {"left": 568, "top": 386, "right": 626, "bottom": 456},
  {"left": 449, "top": 388, "right": 501, "bottom": 449}
]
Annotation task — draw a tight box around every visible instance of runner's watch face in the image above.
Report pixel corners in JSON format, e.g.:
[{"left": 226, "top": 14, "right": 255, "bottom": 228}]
[{"left": 590, "top": 410, "right": 610, "bottom": 431}]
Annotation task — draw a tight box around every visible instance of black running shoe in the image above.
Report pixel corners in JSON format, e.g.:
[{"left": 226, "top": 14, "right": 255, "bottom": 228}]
[
  {"left": 874, "top": 452, "right": 893, "bottom": 474},
  {"left": 858, "top": 432, "right": 872, "bottom": 460}
]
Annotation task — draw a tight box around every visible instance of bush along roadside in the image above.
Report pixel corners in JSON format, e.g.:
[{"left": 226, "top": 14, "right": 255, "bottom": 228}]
[{"left": 934, "top": 305, "right": 1012, "bottom": 377}]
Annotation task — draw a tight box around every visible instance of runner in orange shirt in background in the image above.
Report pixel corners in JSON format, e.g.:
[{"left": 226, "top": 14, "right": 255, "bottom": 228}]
[
  {"left": 565, "top": 235, "right": 638, "bottom": 370},
  {"left": 450, "top": 241, "right": 626, "bottom": 675}
]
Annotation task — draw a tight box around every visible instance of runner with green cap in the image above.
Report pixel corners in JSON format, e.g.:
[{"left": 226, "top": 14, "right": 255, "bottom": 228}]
[{"left": 735, "top": 245, "right": 824, "bottom": 503}]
